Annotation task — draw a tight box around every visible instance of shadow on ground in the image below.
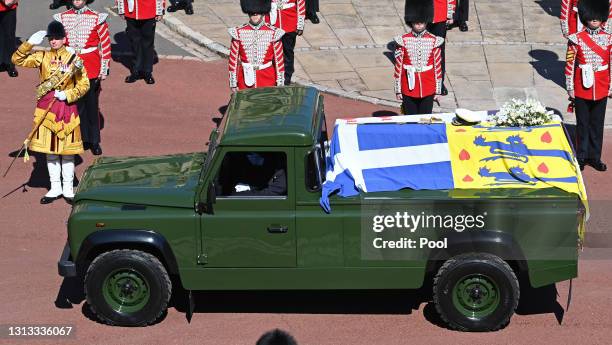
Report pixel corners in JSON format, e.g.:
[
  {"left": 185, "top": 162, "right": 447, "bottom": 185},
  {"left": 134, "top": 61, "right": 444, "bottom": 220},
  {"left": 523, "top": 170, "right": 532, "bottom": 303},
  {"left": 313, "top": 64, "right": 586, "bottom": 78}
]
[{"left": 529, "top": 49, "right": 566, "bottom": 89}]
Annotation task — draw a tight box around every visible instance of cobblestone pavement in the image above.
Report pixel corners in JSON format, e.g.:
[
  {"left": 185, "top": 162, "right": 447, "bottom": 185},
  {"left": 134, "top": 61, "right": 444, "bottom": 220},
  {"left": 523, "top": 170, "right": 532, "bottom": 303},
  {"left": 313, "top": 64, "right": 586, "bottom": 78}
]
[{"left": 164, "top": 0, "right": 612, "bottom": 125}]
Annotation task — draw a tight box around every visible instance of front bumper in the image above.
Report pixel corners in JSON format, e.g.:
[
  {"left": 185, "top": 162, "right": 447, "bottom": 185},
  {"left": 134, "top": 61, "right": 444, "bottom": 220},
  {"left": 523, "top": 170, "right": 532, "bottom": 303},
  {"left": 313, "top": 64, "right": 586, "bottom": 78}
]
[{"left": 58, "top": 242, "right": 77, "bottom": 277}]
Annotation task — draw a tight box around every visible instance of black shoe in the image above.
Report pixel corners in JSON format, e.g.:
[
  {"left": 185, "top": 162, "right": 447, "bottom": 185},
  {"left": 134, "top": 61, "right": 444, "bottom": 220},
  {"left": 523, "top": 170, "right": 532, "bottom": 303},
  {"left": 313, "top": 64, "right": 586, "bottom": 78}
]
[
  {"left": 167, "top": 4, "right": 179, "bottom": 12},
  {"left": 578, "top": 159, "right": 585, "bottom": 171},
  {"left": 185, "top": 5, "right": 194, "bottom": 15},
  {"left": 144, "top": 74, "right": 155, "bottom": 84},
  {"left": 7, "top": 66, "right": 18, "bottom": 77},
  {"left": 64, "top": 196, "right": 74, "bottom": 205},
  {"left": 83, "top": 142, "right": 90, "bottom": 150},
  {"left": 459, "top": 22, "right": 468, "bottom": 32},
  {"left": 441, "top": 84, "right": 448, "bottom": 96},
  {"left": 588, "top": 160, "right": 607, "bottom": 171},
  {"left": 125, "top": 74, "right": 139, "bottom": 83},
  {"left": 49, "top": 1, "right": 62, "bottom": 9},
  {"left": 91, "top": 144, "right": 103, "bottom": 156},
  {"left": 307, "top": 12, "right": 320, "bottom": 24},
  {"left": 40, "top": 195, "right": 61, "bottom": 204}
]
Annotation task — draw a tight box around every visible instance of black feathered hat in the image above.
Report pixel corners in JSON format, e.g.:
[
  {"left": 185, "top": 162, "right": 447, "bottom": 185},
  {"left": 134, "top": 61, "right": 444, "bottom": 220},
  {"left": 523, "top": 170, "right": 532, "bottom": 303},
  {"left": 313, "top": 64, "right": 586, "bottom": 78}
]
[
  {"left": 404, "top": 0, "right": 434, "bottom": 24},
  {"left": 46, "top": 21, "right": 66, "bottom": 38},
  {"left": 578, "top": 0, "right": 609, "bottom": 26},
  {"left": 241, "top": 0, "right": 271, "bottom": 14}
]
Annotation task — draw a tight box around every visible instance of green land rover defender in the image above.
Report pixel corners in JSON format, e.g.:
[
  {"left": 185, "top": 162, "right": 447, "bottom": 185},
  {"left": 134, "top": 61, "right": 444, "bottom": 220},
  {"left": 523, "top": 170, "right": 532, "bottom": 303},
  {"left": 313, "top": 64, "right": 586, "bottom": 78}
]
[{"left": 58, "top": 86, "right": 582, "bottom": 331}]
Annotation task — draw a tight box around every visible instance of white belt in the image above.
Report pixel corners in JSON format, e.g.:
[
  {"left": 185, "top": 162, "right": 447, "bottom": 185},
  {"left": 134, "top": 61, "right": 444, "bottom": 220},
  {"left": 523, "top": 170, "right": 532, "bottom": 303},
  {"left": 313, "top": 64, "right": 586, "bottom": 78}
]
[
  {"left": 579, "top": 64, "right": 609, "bottom": 72},
  {"left": 579, "top": 64, "right": 608, "bottom": 89},
  {"left": 403, "top": 64, "right": 433, "bottom": 90},
  {"left": 75, "top": 47, "right": 97, "bottom": 54},
  {"left": 242, "top": 61, "right": 273, "bottom": 87}
]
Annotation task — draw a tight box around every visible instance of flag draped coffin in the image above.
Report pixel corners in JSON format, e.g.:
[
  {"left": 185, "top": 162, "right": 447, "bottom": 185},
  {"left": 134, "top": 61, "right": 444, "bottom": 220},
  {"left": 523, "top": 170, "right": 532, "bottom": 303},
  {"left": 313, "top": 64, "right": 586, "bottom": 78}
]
[{"left": 320, "top": 117, "right": 588, "bottom": 225}]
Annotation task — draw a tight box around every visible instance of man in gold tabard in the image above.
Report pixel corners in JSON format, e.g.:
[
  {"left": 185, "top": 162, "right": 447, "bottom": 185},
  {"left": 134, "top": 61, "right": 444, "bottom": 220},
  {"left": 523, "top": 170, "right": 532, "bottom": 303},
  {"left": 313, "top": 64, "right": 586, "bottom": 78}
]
[{"left": 12, "top": 21, "right": 90, "bottom": 204}]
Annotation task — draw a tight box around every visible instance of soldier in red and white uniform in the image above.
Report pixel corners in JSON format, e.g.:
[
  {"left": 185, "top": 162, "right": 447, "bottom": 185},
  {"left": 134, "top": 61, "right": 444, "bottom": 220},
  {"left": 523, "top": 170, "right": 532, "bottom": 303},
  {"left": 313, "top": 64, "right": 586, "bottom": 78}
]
[
  {"left": 117, "top": 0, "right": 165, "bottom": 84},
  {"left": 266, "top": 0, "right": 305, "bottom": 85},
  {"left": 229, "top": 0, "right": 285, "bottom": 91},
  {"left": 561, "top": 0, "right": 612, "bottom": 37},
  {"left": 395, "top": 0, "right": 444, "bottom": 115},
  {"left": 422, "top": 0, "right": 455, "bottom": 95},
  {"left": 0, "top": 0, "right": 18, "bottom": 77},
  {"left": 54, "top": 0, "right": 110, "bottom": 155},
  {"left": 565, "top": 0, "right": 612, "bottom": 171}
]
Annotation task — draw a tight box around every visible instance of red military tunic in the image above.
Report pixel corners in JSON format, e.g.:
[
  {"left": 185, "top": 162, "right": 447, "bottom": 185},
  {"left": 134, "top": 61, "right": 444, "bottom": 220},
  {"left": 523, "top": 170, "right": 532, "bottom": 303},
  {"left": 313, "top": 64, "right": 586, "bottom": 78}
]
[
  {"left": 394, "top": 31, "right": 444, "bottom": 98},
  {"left": 116, "top": 0, "right": 165, "bottom": 20},
  {"left": 53, "top": 7, "right": 111, "bottom": 79},
  {"left": 561, "top": 0, "right": 612, "bottom": 36},
  {"left": 266, "top": 0, "right": 305, "bottom": 33},
  {"left": 433, "top": 0, "right": 456, "bottom": 24},
  {"left": 228, "top": 22, "right": 285, "bottom": 90},
  {"left": 566, "top": 28, "right": 612, "bottom": 100},
  {"left": 0, "top": 1, "right": 17, "bottom": 11}
]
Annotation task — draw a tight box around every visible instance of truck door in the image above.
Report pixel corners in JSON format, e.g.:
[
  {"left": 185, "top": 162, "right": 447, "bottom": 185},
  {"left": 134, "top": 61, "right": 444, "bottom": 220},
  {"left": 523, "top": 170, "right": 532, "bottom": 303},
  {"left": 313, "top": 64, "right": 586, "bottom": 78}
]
[{"left": 200, "top": 148, "right": 296, "bottom": 267}]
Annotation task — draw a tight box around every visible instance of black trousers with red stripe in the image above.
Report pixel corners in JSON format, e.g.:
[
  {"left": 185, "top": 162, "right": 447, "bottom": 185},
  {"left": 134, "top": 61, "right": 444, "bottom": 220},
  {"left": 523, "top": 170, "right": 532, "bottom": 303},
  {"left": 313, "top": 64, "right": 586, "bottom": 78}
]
[
  {"left": 574, "top": 97, "right": 607, "bottom": 162},
  {"left": 77, "top": 78, "right": 101, "bottom": 145},
  {"left": 126, "top": 18, "right": 156, "bottom": 75}
]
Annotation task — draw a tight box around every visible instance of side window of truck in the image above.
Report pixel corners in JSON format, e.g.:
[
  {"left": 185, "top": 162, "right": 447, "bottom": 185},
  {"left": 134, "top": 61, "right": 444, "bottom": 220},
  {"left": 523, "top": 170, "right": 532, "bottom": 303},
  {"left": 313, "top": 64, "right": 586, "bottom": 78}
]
[
  {"left": 306, "top": 142, "right": 326, "bottom": 192},
  {"left": 215, "top": 152, "right": 287, "bottom": 197}
]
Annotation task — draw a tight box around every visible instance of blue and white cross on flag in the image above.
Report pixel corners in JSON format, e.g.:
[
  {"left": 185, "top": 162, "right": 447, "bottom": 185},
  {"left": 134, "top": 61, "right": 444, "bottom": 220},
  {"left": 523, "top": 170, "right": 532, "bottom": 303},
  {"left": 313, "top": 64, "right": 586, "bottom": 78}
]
[{"left": 320, "top": 121, "right": 454, "bottom": 212}]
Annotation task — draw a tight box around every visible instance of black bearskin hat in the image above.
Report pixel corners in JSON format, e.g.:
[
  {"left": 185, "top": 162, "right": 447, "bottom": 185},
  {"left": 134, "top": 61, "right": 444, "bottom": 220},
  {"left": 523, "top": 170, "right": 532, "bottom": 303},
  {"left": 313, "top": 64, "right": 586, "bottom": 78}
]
[
  {"left": 70, "top": 0, "right": 94, "bottom": 8},
  {"left": 241, "top": 0, "right": 271, "bottom": 14},
  {"left": 46, "top": 21, "right": 66, "bottom": 38},
  {"left": 404, "top": 0, "right": 434, "bottom": 24},
  {"left": 578, "top": 0, "right": 609, "bottom": 26}
]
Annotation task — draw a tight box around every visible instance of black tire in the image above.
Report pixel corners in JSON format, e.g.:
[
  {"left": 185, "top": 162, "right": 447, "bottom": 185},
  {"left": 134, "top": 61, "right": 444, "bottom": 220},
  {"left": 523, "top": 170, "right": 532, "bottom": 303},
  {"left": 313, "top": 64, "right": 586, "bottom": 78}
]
[
  {"left": 433, "top": 253, "right": 519, "bottom": 332},
  {"left": 84, "top": 249, "right": 172, "bottom": 326}
]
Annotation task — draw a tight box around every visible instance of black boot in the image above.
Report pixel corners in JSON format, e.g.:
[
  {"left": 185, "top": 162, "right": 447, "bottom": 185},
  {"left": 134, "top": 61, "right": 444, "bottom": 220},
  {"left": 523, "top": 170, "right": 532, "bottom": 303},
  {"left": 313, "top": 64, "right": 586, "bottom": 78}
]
[
  {"left": 185, "top": 3, "right": 194, "bottom": 15},
  {"left": 306, "top": 12, "right": 319, "bottom": 24},
  {"left": 588, "top": 159, "right": 607, "bottom": 172},
  {"left": 91, "top": 143, "right": 103, "bottom": 156},
  {"left": 459, "top": 22, "right": 468, "bottom": 32},
  {"left": 7, "top": 65, "right": 18, "bottom": 77},
  {"left": 144, "top": 73, "right": 155, "bottom": 85},
  {"left": 49, "top": 0, "right": 63, "bottom": 9},
  {"left": 125, "top": 73, "right": 140, "bottom": 83}
]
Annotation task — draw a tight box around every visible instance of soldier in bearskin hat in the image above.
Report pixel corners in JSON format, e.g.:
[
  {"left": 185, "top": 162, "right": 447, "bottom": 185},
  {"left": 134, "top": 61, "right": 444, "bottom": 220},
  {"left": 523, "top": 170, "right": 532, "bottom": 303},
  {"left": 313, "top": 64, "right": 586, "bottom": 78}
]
[
  {"left": 11, "top": 21, "right": 90, "bottom": 204},
  {"left": 561, "top": 0, "right": 612, "bottom": 38},
  {"left": 228, "top": 0, "right": 285, "bottom": 91},
  {"left": 53, "top": 0, "right": 110, "bottom": 156},
  {"left": 394, "top": 0, "right": 445, "bottom": 115},
  {"left": 565, "top": 0, "right": 612, "bottom": 171}
]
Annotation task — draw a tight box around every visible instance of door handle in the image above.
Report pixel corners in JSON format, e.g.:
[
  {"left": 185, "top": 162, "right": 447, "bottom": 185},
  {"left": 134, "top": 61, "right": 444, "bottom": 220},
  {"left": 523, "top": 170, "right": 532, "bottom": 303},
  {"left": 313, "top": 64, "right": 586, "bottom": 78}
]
[{"left": 267, "top": 225, "right": 288, "bottom": 233}]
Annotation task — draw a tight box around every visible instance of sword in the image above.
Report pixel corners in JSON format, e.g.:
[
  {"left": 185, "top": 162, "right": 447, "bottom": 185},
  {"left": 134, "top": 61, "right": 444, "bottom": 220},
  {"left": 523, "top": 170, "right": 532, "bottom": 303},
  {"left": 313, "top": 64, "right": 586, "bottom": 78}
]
[{"left": 3, "top": 98, "right": 57, "bottom": 178}]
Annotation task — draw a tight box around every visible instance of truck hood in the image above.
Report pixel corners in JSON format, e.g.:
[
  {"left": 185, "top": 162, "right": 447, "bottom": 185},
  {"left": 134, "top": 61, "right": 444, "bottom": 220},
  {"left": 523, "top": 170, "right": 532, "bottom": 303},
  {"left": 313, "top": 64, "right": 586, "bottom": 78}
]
[{"left": 75, "top": 152, "right": 206, "bottom": 208}]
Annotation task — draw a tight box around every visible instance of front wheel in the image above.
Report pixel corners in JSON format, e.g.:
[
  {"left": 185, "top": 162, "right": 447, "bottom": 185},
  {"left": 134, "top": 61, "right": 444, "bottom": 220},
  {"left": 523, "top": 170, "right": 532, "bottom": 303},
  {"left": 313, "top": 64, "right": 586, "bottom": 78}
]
[
  {"left": 433, "top": 253, "right": 519, "bottom": 332},
  {"left": 84, "top": 249, "right": 172, "bottom": 326}
]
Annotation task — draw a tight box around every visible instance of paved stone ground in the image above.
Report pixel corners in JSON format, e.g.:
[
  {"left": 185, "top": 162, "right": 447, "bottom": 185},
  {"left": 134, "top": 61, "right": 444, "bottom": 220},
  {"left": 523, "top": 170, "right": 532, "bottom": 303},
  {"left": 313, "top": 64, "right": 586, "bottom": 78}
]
[{"left": 164, "top": 0, "right": 612, "bottom": 125}]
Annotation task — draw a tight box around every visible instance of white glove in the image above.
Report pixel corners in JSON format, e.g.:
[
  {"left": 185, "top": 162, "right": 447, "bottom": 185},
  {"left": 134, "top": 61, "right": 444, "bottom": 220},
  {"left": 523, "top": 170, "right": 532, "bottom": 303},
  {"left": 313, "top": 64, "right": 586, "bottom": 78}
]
[
  {"left": 27, "top": 30, "right": 47, "bottom": 45},
  {"left": 66, "top": 46, "right": 76, "bottom": 55},
  {"left": 234, "top": 183, "right": 251, "bottom": 193},
  {"left": 54, "top": 90, "right": 67, "bottom": 101}
]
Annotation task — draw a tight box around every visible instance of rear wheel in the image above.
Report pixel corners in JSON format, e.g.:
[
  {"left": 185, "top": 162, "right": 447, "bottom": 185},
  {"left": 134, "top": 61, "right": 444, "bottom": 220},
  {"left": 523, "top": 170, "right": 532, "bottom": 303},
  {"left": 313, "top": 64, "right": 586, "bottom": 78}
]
[
  {"left": 85, "top": 249, "right": 172, "bottom": 326},
  {"left": 433, "top": 253, "right": 519, "bottom": 331}
]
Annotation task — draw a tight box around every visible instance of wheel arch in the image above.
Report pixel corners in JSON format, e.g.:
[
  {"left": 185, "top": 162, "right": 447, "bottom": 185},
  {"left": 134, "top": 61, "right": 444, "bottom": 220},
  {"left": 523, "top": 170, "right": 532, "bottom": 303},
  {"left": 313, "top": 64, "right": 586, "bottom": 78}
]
[
  {"left": 76, "top": 230, "right": 179, "bottom": 276},
  {"left": 424, "top": 230, "right": 529, "bottom": 284}
]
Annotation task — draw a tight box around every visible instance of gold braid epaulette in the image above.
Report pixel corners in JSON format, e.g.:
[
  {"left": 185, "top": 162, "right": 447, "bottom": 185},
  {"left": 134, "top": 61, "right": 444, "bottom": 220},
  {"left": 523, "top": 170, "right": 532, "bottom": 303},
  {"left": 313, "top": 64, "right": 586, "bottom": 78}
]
[{"left": 35, "top": 54, "right": 84, "bottom": 101}]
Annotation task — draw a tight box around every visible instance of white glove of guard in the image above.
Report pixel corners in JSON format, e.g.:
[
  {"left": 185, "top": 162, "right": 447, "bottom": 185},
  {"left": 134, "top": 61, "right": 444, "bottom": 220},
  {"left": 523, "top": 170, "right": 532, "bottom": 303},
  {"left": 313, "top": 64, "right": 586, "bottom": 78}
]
[
  {"left": 27, "top": 30, "right": 47, "bottom": 45},
  {"left": 54, "top": 90, "right": 67, "bottom": 101},
  {"left": 66, "top": 46, "right": 76, "bottom": 55}
]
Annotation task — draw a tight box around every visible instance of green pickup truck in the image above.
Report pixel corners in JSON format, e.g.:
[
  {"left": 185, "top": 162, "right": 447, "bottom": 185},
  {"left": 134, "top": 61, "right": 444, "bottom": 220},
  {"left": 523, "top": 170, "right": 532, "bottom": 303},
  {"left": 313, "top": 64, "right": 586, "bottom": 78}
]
[{"left": 59, "top": 86, "right": 582, "bottom": 331}]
